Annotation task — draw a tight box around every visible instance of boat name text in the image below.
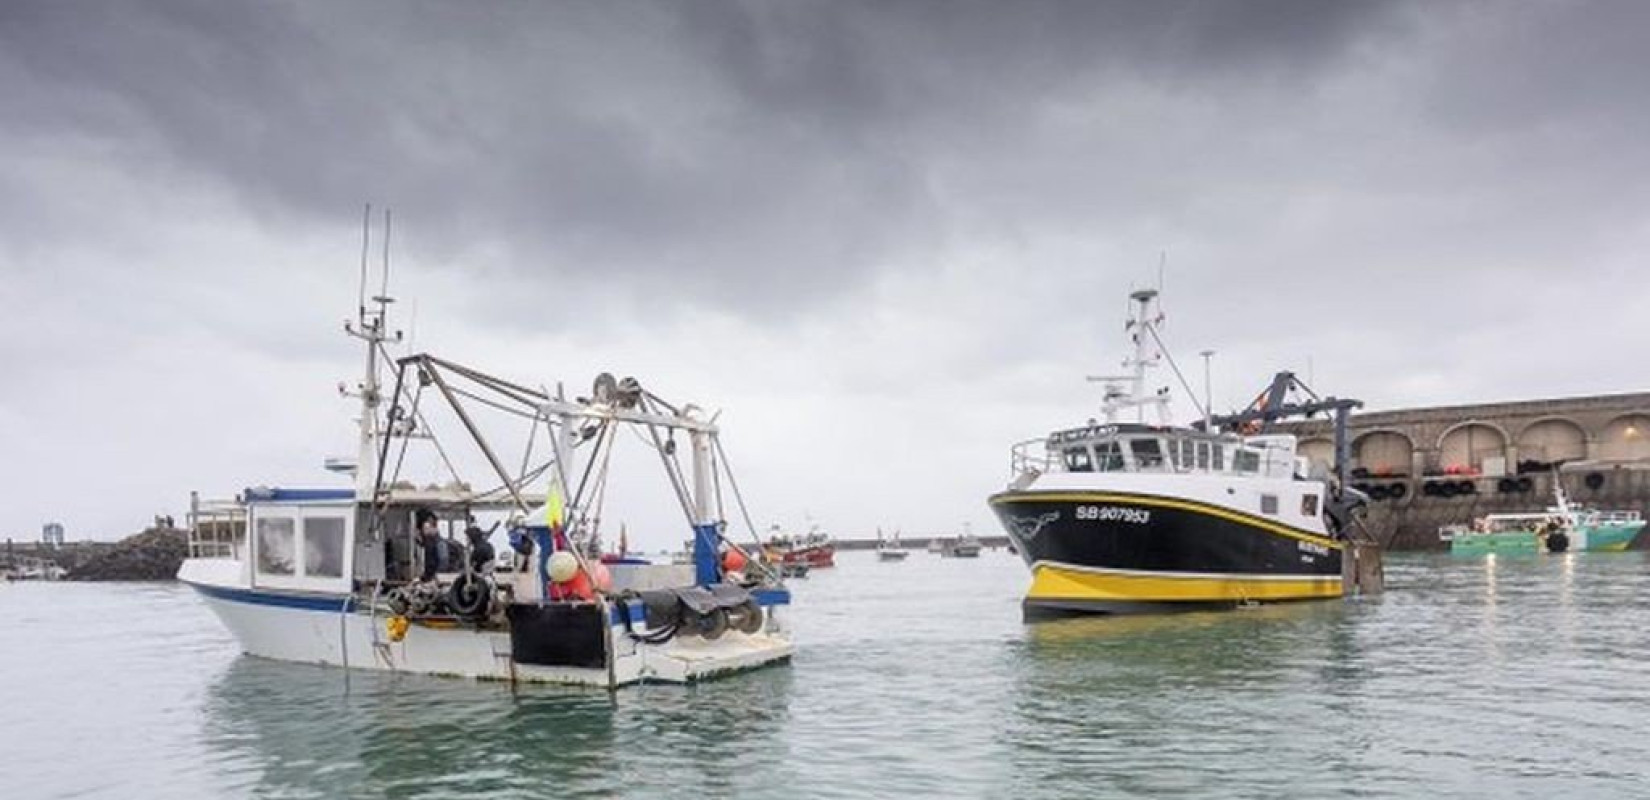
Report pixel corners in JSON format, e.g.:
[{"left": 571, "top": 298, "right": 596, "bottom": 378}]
[{"left": 1076, "top": 505, "right": 1151, "bottom": 524}]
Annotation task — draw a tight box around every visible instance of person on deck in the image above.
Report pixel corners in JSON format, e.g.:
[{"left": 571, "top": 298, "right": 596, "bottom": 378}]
[
  {"left": 416, "top": 508, "right": 448, "bottom": 582},
  {"left": 465, "top": 524, "right": 495, "bottom": 574}
]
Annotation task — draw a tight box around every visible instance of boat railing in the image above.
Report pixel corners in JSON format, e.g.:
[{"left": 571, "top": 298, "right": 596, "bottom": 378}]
[
  {"left": 188, "top": 496, "right": 247, "bottom": 559},
  {"left": 1590, "top": 510, "right": 1643, "bottom": 525},
  {"left": 1010, "top": 438, "right": 1057, "bottom": 477}
]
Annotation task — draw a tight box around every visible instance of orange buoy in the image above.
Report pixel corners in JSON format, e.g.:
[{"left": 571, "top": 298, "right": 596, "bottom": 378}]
[
  {"left": 564, "top": 569, "right": 595, "bottom": 601},
  {"left": 722, "top": 548, "right": 749, "bottom": 573},
  {"left": 592, "top": 561, "right": 613, "bottom": 592}
]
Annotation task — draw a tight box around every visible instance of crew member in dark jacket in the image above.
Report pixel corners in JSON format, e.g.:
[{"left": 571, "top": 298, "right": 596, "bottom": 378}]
[
  {"left": 416, "top": 508, "right": 447, "bottom": 582},
  {"left": 465, "top": 525, "right": 496, "bottom": 573}
]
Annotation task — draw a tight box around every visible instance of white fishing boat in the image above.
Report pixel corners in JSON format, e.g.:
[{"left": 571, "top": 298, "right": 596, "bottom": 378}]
[
  {"left": 177, "top": 220, "right": 793, "bottom": 688},
  {"left": 937, "top": 525, "right": 982, "bottom": 558},
  {"left": 876, "top": 530, "right": 909, "bottom": 562}
]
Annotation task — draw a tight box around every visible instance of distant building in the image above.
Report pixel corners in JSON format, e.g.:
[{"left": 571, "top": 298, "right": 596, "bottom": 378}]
[{"left": 42, "top": 522, "right": 65, "bottom": 548}]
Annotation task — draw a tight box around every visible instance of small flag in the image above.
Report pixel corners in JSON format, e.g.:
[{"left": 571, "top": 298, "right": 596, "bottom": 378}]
[{"left": 546, "top": 474, "right": 566, "bottom": 532}]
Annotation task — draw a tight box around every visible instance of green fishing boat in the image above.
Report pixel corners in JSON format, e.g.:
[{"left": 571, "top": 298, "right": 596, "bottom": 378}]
[{"left": 1440, "top": 484, "right": 1644, "bottom": 555}]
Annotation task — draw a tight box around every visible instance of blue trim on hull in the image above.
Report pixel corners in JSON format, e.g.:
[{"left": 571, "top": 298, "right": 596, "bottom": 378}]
[
  {"left": 183, "top": 580, "right": 355, "bottom": 613},
  {"left": 243, "top": 487, "right": 357, "bottom": 503}
]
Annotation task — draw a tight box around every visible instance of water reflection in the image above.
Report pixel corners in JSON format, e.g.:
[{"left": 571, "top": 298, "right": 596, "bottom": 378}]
[
  {"left": 1002, "top": 601, "right": 1380, "bottom": 797},
  {"left": 202, "top": 657, "right": 796, "bottom": 799},
  {"left": 1019, "top": 601, "right": 1350, "bottom": 682}
]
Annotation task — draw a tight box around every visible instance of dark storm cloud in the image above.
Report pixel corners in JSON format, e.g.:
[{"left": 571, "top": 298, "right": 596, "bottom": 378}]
[
  {"left": 0, "top": 0, "right": 1405, "bottom": 318},
  {"left": 7, "top": 0, "right": 1650, "bottom": 543}
]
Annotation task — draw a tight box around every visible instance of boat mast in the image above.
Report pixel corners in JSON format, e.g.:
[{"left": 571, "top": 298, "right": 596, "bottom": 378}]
[
  {"left": 344, "top": 207, "right": 400, "bottom": 499},
  {"left": 1090, "top": 289, "right": 1172, "bottom": 425}
]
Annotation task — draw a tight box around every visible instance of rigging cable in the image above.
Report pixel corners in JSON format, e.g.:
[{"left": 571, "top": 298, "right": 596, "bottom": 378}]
[
  {"left": 1143, "top": 325, "right": 1209, "bottom": 422},
  {"left": 711, "top": 435, "right": 782, "bottom": 585},
  {"left": 636, "top": 396, "right": 698, "bottom": 525}
]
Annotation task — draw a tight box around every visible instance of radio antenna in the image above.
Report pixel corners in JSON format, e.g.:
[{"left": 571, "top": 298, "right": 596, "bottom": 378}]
[
  {"left": 358, "top": 203, "right": 372, "bottom": 317},
  {"left": 380, "top": 207, "right": 393, "bottom": 298}
]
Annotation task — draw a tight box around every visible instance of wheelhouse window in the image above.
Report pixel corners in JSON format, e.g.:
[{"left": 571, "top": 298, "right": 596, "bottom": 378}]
[
  {"left": 1178, "top": 440, "right": 1195, "bottom": 470},
  {"left": 1212, "top": 445, "right": 1225, "bottom": 471},
  {"left": 1129, "top": 438, "right": 1166, "bottom": 470},
  {"left": 1197, "top": 442, "right": 1210, "bottom": 469},
  {"left": 1301, "top": 494, "right": 1320, "bottom": 517},
  {"left": 1095, "top": 441, "right": 1125, "bottom": 472},
  {"left": 304, "top": 516, "right": 347, "bottom": 578},
  {"left": 1235, "top": 449, "right": 1261, "bottom": 474},
  {"left": 256, "top": 516, "right": 296, "bottom": 575},
  {"left": 1260, "top": 494, "right": 1279, "bottom": 515},
  {"left": 1063, "top": 448, "right": 1094, "bottom": 473}
]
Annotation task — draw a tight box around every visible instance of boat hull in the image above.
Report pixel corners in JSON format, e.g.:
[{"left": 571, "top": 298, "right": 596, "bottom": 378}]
[
  {"left": 774, "top": 544, "right": 835, "bottom": 568},
  {"left": 1449, "top": 521, "right": 1646, "bottom": 555},
  {"left": 181, "top": 564, "right": 793, "bottom": 688},
  {"left": 1586, "top": 522, "right": 1645, "bottom": 551},
  {"left": 990, "top": 490, "right": 1344, "bottom": 616}
]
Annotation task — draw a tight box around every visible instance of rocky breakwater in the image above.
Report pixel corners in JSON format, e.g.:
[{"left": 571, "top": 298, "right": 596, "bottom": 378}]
[{"left": 68, "top": 526, "right": 187, "bottom": 581}]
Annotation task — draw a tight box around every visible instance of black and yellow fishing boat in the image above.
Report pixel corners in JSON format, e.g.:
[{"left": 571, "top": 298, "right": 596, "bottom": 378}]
[{"left": 990, "top": 289, "right": 1367, "bottom": 618}]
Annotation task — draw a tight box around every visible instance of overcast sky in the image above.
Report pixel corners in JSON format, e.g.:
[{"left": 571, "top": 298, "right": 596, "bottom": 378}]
[{"left": 3, "top": 0, "right": 1647, "bottom": 546}]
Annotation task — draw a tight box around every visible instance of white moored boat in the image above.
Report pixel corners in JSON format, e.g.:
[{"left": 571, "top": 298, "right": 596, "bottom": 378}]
[
  {"left": 178, "top": 226, "right": 793, "bottom": 688},
  {"left": 876, "top": 530, "right": 909, "bottom": 561}
]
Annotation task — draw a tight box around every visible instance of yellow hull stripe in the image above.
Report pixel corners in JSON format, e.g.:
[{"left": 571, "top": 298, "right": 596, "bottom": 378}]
[
  {"left": 1029, "top": 563, "right": 1344, "bottom": 603},
  {"left": 992, "top": 491, "right": 1343, "bottom": 550}
]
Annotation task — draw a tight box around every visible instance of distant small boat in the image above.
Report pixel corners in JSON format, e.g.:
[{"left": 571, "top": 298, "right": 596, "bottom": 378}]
[
  {"left": 764, "top": 524, "right": 836, "bottom": 569},
  {"left": 877, "top": 530, "right": 910, "bottom": 561},
  {"left": 939, "top": 533, "right": 982, "bottom": 558}
]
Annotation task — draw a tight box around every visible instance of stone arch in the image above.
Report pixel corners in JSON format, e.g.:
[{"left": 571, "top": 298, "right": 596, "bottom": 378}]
[
  {"left": 1352, "top": 429, "right": 1413, "bottom": 476},
  {"left": 1298, "top": 437, "right": 1335, "bottom": 475},
  {"left": 1598, "top": 413, "right": 1650, "bottom": 461},
  {"left": 1517, "top": 417, "right": 1587, "bottom": 464},
  {"left": 1437, "top": 421, "right": 1508, "bottom": 472}
]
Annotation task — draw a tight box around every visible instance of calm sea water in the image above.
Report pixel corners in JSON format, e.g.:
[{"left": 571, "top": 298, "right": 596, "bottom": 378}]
[{"left": 3, "top": 550, "right": 1648, "bottom": 799}]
